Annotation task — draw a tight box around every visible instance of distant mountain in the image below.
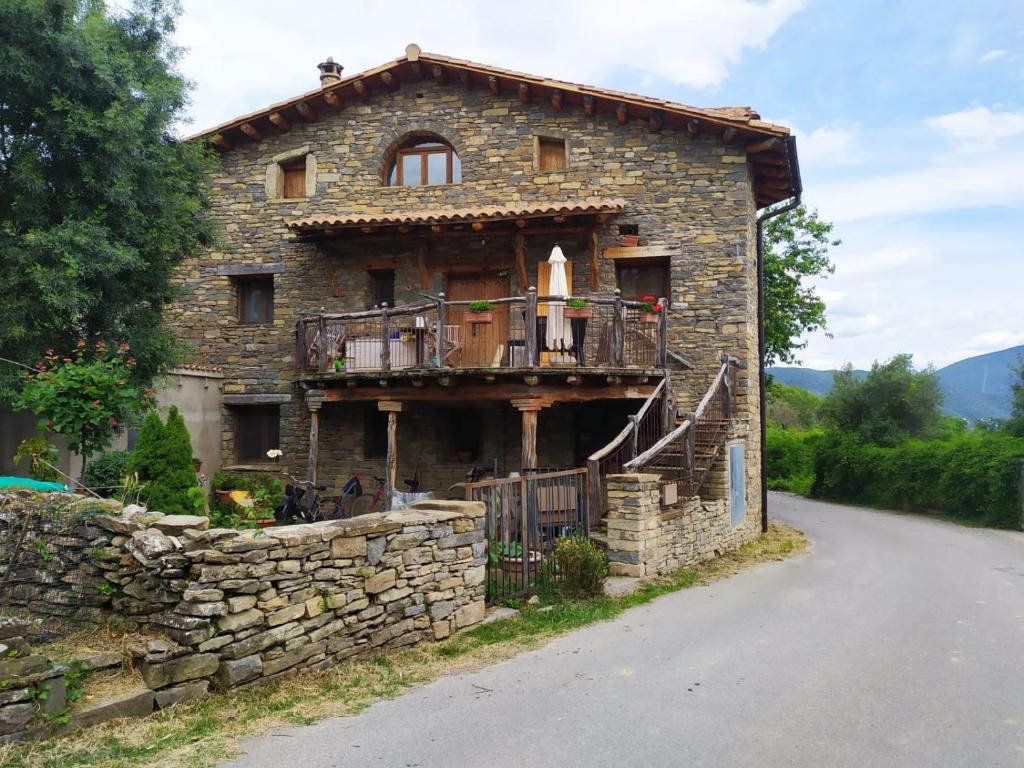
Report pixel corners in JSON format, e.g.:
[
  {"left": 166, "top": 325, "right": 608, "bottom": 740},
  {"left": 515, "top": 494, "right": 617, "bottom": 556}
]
[{"left": 769, "top": 345, "right": 1023, "bottom": 422}]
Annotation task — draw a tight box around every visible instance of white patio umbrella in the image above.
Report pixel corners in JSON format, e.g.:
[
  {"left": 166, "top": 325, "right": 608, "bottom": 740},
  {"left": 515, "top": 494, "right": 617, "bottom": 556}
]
[{"left": 545, "top": 244, "right": 573, "bottom": 353}]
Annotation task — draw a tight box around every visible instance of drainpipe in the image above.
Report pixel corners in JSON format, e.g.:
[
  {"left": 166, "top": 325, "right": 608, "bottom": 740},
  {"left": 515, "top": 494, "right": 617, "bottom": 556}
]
[{"left": 756, "top": 134, "right": 802, "bottom": 533}]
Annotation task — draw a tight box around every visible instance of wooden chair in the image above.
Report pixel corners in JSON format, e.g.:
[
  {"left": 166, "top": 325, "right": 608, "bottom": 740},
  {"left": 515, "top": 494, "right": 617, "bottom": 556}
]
[{"left": 307, "top": 323, "right": 345, "bottom": 370}]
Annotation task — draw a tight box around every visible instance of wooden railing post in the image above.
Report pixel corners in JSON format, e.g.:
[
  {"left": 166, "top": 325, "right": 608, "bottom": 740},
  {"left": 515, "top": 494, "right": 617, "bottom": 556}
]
[
  {"left": 435, "top": 293, "right": 447, "bottom": 368},
  {"left": 661, "top": 372, "right": 674, "bottom": 436},
  {"left": 685, "top": 411, "right": 697, "bottom": 482},
  {"left": 317, "top": 316, "right": 328, "bottom": 372},
  {"left": 524, "top": 286, "right": 538, "bottom": 368},
  {"left": 586, "top": 458, "right": 602, "bottom": 526},
  {"left": 611, "top": 289, "right": 625, "bottom": 367},
  {"left": 380, "top": 303, "right": 391, "bottom": 371},
  {"left": 628, "top": 415, "right": 639, "bottom": 461},
  {"left": 656, "top": 296, "right": 668, "bottom": 368}
]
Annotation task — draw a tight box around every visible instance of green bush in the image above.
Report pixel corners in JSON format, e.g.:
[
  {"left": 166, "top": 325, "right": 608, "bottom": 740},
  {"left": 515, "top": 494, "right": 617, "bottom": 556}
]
[
  {"left": 209, "top": 471, "right": 285, "bottom": 527},
  {"left": 809, "top": 430, "right": 1024, "bottom": 528},
  {"left": 766, "top": 426, "right": 820, "bottom": 495},
  {"left": 129, "top": 407, "right": 197, "bottom": 515},
  {"left": 83, "top": 450, "right": 131, "bottom": 497},
  {"left": 542, "top": 535, "right": 609, "bottom": 599}
]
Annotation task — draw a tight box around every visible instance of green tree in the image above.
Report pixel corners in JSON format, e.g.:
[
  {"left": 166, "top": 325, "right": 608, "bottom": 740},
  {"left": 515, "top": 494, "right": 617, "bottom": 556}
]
[
  {"left": 0, "top": 0, "right": 213, "bottom": 400},
  {"left": 763, "top": 205, "right": 839, "bottom": 366},
  {"left": 767, "top": 380, "right": 822, "bottom": 430},
  {"left": 1005, "top": 355, "right": 1024, "bottom": 436},
  {"left": 15, "top": 341, "right": 152, "bottom": 480},
  {"left": 130, "top": 406, "right": 196, "bottom": 514},
  {"left": 820, "top": 354, "right": 944, "bottom": 446}
]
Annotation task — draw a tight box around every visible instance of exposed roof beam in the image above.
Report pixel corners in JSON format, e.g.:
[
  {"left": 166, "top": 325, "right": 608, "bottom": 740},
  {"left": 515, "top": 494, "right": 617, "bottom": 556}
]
[
  {"left": 518, "top": 82, "right": 531, "bottom": 103},
  {"left": 431, "top": 64, "right": 446, "bottom": 84},
  {"left": 240, "top": 123, "right": 262, "bottom": 141},
  {"left": 616, "top": 102, "right": 628, "bottom": 125},
  {"left": 269, "top": 112, "right": 292, "bottom": 132},
  {"left": 211, "top": 133, "right": 232, "bottom": 150},
  {"left": 488, "top": 75, "right": 501, "bottom": 95},
  {"left": 295, "top": 101, "right": 317, "bottom": 122},
  {"left": 380, "top": 71, "right": 399, "bottom": 91},
  {"left": 686, "top": 118, "right": 701, "bottom": 139},
  {"left": 550, "top": 89, "right": 564, "bottom": 110},
  {"left": 323, "top": 90, "right": 342, "bottom": 109},
  {"left": 353, "top": 80, "right": 370, "bottom": 100},
  {"left": 722, "top": 126, "right": 738, "bottom": 144},
  {"left": 583, "top": 95, "right": 595, "bottom": 117},
  {"left": 746, "top": 137, "right": 782, "bottom": 154},
  {"left": 649, "top": 109, "right": 664, "bottom": 133}
]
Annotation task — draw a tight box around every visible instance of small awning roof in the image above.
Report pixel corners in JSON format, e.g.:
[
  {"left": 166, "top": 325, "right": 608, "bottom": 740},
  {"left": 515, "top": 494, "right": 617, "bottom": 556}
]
[{"left": 287, "top": 198, "right": 626, "bottom": 235}]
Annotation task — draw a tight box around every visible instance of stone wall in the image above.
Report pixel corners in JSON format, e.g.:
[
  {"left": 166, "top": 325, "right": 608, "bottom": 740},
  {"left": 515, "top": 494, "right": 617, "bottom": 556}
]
[
  {"left": 604, "top": 473, "right": 758, "bottom": 577},
  {"left": 164, "top": 72, "right": 763, "bottom": 523},
  {"left": 0, "top": 493, "right": 486, "bottom": 701}
]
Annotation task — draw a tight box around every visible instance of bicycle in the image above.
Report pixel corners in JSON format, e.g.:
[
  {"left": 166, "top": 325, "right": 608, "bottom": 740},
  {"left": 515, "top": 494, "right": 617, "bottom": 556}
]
[
  {"left": 279, "top": 475, "right": 342, "bottom": 523},
  {"left": 337, "top": 474, "right": 387, "bottom": 518}
]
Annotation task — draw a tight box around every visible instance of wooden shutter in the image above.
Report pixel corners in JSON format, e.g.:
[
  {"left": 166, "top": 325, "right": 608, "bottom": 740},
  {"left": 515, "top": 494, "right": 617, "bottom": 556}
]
[
  {"left": 536, "top": 260, "right": 573, "bottom": 317},
  {"left": 283, "top": 165, "right": 306, "bottom": 198},
  {"left": 538, "top": 138, "right": 566, "bottom": 171}
]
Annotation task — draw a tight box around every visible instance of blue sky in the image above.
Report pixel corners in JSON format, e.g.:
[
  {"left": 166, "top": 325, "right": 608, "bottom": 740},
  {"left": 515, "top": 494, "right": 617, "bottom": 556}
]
[{"left": 172, "top": 0, "right": 1024, "bottom": 370}]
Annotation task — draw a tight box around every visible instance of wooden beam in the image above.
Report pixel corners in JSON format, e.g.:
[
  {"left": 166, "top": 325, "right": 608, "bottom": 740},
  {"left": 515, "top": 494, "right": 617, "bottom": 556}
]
[
  {"left": 382, "top": 406, "right": 399, "bottom": 510},
  {"left": 746, "top": 137, "right": 782, "bottom": 154},
  {"left": 380, "top": 71, "right": 399, "bottom": 91},
  {"left": 515, "top": 218, "right": 528, "bottom": 229},
  {"left": 306, "top": 406, "right": 320, "bottom": 485},
  {"left": 269, "top": 112, "right": 292, "bottom": 132},
  {"left": 488, "top": 75, "right": 501, "bottom": 95},
  {"left": 295, "top": 101, "right": 317, "bottom": 122},
  {"left": 603, "top": 245, "right": 678, "bottom": 260},
  {"left": 398, "top": 225, "right": 412, "bottom": 234},
  {"left": 753, "top": 154, "right": 788, "bottom": 167},
  {"left": 751, "top": 164, "right": 790, "bottom": 179},
  {"left": 514, "top": 232, "right": 528, "bottom": 289},
  {"left": 471, "top": 221, "right": 486, "bottom": 232},
  {"left": 323, "top": 90, "right": 342, "bottom": 109},
  {"left": 319, "top": 382, "right": 657, "bottom": 403},
  {"left": 518, "top": 83, "right": 531, "bottom": 103},
  {"left": 686, "top": 118, "right": 700, "bottom": 139},
  {"left": 589, "top": 227, "right": 600, "bottom": 292},
  {"left": 430, "top": 224, "right": 444, "bottom": 234},
  {"left": 409, "top": 60, "right": 423, "bottom": 79},
  {"left": 211, "top": 133, "right": 232, "bottom": 150},
  {"left": 649, "top": 109, "right": 664, "bottom": 133},
  {"left": 353, "top": 80, "right": 369, "bottom": 100},
  {"left": 517, "top": 404, "right": 540, "bottom": 470},
  {"left": 416, "top": 241, "right": 430, "bottom": 290},
  {"left": 240, "top": 123, "right": 262, "bottom": 141},
  {"left": 583, "top": 95, "right": 595, "bottom": 117},
  {"left": 616, "top": 102, "right": 628, "bottom": 125},
  {"left": 459, "top": 70, "right": 473, "bottom": 90},
  {"left": 431, "top": 64, "right": 446, "bottom": 84},
  {"left": 550, "top": 89, "right": 564, "bottom": 110},
  {"left": 722, "top": 126, "right": 738, "bottom": 144}
]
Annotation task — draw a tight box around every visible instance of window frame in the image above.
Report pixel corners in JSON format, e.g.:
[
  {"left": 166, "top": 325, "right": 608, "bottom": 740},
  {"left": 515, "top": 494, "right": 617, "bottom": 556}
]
[
  {"left": 615, "top": 259, "right": 671, "bottom": 307},
  {"left": 387, "top": 140, "right": 459, "bottom": 186},
  {"left": 536, "top": 136, "right": 567, "bottom": 172},
  {"left": 235, "top": 275, "right": 274, "bottom": 325},
  {"left": 369, "top": 269, "right": 396, "bottom": 309},
  {"left": 233, "top": 406, "right": 280, "bottom": 464},
  {"left": 281, "top": 159, "right": 307, "bottom": 199}
]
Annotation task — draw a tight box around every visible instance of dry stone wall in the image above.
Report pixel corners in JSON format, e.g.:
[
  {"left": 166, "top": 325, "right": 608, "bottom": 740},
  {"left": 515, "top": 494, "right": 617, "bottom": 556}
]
[{"left": 604, "top": 473, "right": 758, "bottom": 577}]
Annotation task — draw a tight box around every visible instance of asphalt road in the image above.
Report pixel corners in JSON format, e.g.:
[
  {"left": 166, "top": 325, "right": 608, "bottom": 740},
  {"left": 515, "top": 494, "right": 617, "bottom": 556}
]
[{"left": 222, "top": 493, "right": 1024, "bottom": 768}]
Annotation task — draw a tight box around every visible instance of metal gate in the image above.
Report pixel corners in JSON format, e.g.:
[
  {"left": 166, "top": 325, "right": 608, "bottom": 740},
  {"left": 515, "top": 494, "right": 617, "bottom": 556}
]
[{"left": 466, "top": 468, "right": 590, "bottom": 603}]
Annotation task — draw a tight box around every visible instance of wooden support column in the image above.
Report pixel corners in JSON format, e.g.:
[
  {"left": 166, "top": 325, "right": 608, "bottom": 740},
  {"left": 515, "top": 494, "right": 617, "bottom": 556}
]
[
  {"left": 512, "top": 399, "right": 544, "bottom": 471},
  {"left": 514, "top": 232, "right": 528, "bottom": 289},
  {"left": 379, "top": 402, "right": 402, "bottom": 511},
  {"left": 611, "top": 289, "right": 625, "bottom": 367},
  {"left": 657, "top": 296, "right": 668, "bottom": 368},
  {"left": 524, "top": 287, "right": 538, "bottom": 368},
  {"left": 589, "top": 227, "right": 601, "bottom": 292},
  {"left": 305, "top": 393, "right": 325, "bottom": 486},
  {"left": 435, "top": 292, "right": 447, "bottom": 368},
  {"left": 380, "top": 303, "right": 391, "bottom": 370}
]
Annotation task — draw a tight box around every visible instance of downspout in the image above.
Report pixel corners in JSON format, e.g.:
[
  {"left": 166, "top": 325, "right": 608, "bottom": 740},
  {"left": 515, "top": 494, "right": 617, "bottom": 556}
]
[{"left": 756, "top": 134, "right": 802, "bottom": 532}]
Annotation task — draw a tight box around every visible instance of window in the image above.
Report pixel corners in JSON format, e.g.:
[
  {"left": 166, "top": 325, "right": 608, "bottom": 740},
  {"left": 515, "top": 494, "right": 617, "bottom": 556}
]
[
  {"left": 537, "top": 137, "right": 566, "bottom": 172},
  {"left": 236, "top": 277, "right": 274, "bottom": 324},
  {"left": 235, "top": 407, "right": 280, "bottom": 463},
  {"left": 616, "top": 262, "right": 670, "bottom": 306},
  {"left": 369, "top": 270, "right": 395, "bottom": 308},
  {"left": 387, "top": 138, "right": 461, "bottom": 186},
  {"left": 364, "top": 407, "right": 388, "bottom": 458},
  {"left": 282, "top": 159, "right": 306, "bottom": 198}
]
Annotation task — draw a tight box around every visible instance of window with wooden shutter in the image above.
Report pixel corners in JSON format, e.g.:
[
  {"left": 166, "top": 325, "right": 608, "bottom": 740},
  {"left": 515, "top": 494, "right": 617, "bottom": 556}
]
[
  {"left": 282, "top": 160, "right": 306, "bottom": 198},
  {"left": 234, "top": 406, "right": 280, "bottom": 463},
  {"left": 616, "top": 261, "right": 669, "bottom": 306},
  {"left": 537, "top": 137, "right": 567, "bottom": 171},
  {"left": 236, "top": 276, "right": 274, "bottom": 324}
]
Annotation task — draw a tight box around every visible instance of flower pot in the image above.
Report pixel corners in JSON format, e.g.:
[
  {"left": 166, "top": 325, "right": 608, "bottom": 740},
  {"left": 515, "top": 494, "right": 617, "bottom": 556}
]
[
  {"left": 617, "top": 234, "right": 640, "bottom": 247},
  {"left": 563, "top": 306, "right": 593, "bottom": 319},
  {"left": 466, "top": 311, "right": 493, "bottom": 324},
  {"left": 502, "top": 551, "right": 543, "bottom": 579},
  {"left": 255, "top": 518, "right": 276, "bottom": 529},
  {"left": 641, "top": 312, "right": 661, "bottom": 324}
]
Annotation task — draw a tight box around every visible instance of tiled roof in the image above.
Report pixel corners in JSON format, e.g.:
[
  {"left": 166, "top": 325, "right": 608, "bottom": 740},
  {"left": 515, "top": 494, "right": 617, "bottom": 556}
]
[{"left": 287, "top": 198, "right": 627, "bottom": 232}]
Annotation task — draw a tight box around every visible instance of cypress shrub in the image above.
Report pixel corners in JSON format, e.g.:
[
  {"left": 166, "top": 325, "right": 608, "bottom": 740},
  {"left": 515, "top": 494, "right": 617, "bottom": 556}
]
[{"left": 129, "top": 407, "right": 197, "bottom": 515}]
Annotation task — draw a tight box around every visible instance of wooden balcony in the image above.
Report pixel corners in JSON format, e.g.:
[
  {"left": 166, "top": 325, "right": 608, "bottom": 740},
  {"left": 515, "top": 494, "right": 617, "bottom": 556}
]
[{"left": 296, "top": 290, "right": 669, "bottom": 393}]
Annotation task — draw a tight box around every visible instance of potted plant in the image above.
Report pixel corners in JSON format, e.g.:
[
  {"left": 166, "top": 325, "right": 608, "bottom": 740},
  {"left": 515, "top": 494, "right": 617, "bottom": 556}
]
[
  {"left": 617, "top": 233, "right": 640, "bottom": 247},
  {"left": 466, "top": 300, "right": 494, "bottom": 324},
  {"left": 640, "top": 295, "right": 664, "bottom": 324},
  {"left": 490, "top": 540, "right": 542, "bottom": 579},
  {"left": 563, "top": 298, "right": 592, "bottom": 319}
]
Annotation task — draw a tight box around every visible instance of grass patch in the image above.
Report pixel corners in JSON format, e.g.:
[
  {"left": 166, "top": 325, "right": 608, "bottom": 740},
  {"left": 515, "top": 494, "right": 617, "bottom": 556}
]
[{"left": 2, "top": 522, "right": 806, "bottom": 768}]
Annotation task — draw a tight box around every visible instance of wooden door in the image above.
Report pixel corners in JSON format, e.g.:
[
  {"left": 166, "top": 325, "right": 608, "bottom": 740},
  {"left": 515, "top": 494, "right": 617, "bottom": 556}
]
[{"left": 447, "top": 274, "right": 510, "bottom": 367}]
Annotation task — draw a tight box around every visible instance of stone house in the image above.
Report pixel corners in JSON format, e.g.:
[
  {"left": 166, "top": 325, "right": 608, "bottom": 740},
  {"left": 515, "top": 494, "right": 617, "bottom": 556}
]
[{"left": 178, "top": 45, "right": 801, "bottom": 543}]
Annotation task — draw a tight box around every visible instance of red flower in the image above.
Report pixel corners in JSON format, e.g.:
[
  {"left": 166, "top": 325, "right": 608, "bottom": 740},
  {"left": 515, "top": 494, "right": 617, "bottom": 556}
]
[
  {"left": 118, "top": 343, "right": 130, "bottom": 352},
  {"left": 642, "top": 294, "right": 656, "bottom": 302},
  {"left": 652, "top": 303, "right": 663, "bottom": 312},
  {"left": 62, "top": 357, "right": 72, "bottom": 363},
  {"left": 126, "top": 357, "right": 136, "bottom": 367}
]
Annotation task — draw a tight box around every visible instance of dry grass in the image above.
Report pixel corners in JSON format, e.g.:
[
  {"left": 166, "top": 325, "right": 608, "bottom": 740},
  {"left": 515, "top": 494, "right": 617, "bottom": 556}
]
[{"left": 2, "top": 521, "right": 807, "bottom": 768}]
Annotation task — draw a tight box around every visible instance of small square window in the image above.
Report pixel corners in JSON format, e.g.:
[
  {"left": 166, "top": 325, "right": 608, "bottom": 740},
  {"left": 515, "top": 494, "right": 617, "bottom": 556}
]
[
  {"left": 234, "top": 406, "right": 280, "bottom": 463},
  {"left": 364, "top": 406, "right": 388, "bottom": 458},
  {"left": 236, "top": 276, "right": 274, "bottom": 324},
  {"left": 616, "top": 261, "right": 670, "bottom": 306},
  {"left": 282, "top": 159, "right": 306, "bottom": 198},
  {"left": 537, "top": 137, "right": 566, "bottom": 172},
  {"left": 369, "top": 270, "right": 395, "bottom": 308}
]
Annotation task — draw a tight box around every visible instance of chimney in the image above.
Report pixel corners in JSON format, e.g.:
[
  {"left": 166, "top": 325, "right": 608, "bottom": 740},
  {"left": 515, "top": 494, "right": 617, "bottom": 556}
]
[{"left": 318, "top": 57, "right": 343, "bottom": 87}]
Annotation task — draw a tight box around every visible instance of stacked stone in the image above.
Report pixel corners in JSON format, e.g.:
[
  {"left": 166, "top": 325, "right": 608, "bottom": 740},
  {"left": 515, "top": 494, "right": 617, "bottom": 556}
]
[
  {"left": 98, "top": 499, "right": 486, "bottom": 693},
  {"left": 0, "top": 617, "right": 66, "bottom": 740},
  {"left": 605, "top": 473, "right": 756, "bottom": 577}
]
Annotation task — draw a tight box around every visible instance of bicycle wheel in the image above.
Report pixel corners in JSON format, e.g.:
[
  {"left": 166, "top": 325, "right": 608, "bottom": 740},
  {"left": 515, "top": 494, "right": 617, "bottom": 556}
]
[{"left": 348, "top": 494, "right": 375, "bottom": 518}]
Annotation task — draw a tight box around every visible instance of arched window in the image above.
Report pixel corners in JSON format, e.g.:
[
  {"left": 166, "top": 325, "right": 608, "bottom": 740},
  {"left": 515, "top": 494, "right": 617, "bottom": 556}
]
[{"left": 387, "top": 137, "right": 462, "bottom": 186}]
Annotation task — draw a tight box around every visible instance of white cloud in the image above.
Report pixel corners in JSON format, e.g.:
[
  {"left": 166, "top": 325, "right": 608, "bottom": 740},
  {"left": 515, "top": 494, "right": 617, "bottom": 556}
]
[
  {"left": 172, "top": 0, "right": 806, "bottom": 131},
  {"left": 925, "top": 106, "right": 1024, "bottom": 143},
  {"left": 793, "top": 124, "right": 864, "bottom": 166},
  {"left": 978, "top": 49, "right": 1009, "bottom": 63},
  {"left": 837, "top": 243, "right": 935, "bottom": 276}
]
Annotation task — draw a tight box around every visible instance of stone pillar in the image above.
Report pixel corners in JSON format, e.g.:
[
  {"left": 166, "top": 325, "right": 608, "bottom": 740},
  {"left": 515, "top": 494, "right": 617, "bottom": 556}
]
[
  {"left": 378, "top": 402, "right": 403, "bottom": 510},
  {"left": 605, "top": 473, "right": 662, "bottom": 577}
]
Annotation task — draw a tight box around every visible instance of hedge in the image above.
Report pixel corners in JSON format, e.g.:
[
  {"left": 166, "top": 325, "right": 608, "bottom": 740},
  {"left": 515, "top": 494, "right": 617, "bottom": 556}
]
[{"left": 777, "top": 430, "right": 1024, "bottom": 529}]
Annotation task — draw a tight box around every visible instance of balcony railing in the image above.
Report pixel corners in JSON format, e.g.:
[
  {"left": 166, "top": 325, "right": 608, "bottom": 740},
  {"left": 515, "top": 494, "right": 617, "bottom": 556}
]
[{"left": 296, "top": 289, "right": 668, "bottom": 375}]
